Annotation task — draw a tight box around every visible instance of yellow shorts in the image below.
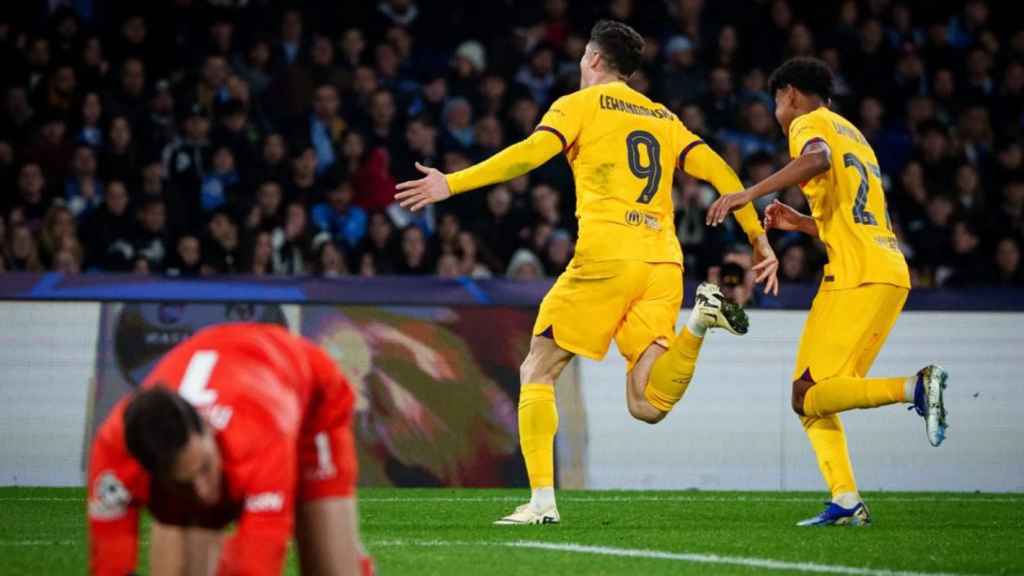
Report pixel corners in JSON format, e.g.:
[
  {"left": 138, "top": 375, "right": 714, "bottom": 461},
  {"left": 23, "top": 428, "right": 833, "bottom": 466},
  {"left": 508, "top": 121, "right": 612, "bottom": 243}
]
[
  {"left": 534, "top": 259, "right": 682, "bottom": 371},
  {"left": 792, "top": 283, "right": 909, "bottom": 382}
]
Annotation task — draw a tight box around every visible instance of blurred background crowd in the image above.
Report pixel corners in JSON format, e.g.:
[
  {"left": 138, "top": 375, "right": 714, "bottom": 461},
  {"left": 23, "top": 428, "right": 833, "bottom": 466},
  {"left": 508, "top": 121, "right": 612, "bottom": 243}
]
[{"left": 0, "top": 0, "right": 1021, "bottom": 301}]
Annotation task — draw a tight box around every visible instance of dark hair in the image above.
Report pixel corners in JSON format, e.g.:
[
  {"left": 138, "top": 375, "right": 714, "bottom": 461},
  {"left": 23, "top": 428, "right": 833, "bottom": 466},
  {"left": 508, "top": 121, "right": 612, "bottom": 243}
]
[
  {"left": 768, "top": 57, "right": 834, "bottom": 101},
  {"left": 123, "top": 387, "right": 202, "bottom": 475},
  {"left": 589, "top": 20, "right": 645, "bottom": 77}
]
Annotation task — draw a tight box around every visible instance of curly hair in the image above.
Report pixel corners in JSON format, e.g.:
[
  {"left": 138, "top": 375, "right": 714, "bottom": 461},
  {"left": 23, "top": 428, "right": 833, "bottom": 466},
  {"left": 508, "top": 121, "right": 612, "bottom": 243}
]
[{"left": 768, "top": 57, "right": 834, "bottom": 101}]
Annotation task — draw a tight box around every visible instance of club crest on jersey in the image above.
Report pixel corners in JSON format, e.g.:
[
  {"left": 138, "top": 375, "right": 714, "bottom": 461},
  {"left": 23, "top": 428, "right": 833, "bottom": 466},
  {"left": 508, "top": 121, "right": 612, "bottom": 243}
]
[
  {"left": 88, "top": 471, "right": 131, "bottom": 519},
  {"left": 625, "top": 210, "right": 642, "bottom": 226}
]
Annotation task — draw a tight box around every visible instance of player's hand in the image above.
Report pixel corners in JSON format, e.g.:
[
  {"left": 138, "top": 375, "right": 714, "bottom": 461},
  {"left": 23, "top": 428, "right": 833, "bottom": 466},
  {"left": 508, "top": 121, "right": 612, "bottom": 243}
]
[
  {"left": 763, "top": 199, "right": 804, "bottom": 232},
  {"left": 706, "top": 190, "right": 753, "bottom": 227},
  {"left": 750, "top": 234, "right": 779, "bottom": 296},
  {"left": 395, "top": 162, "right": 451, "bottom": 211}
]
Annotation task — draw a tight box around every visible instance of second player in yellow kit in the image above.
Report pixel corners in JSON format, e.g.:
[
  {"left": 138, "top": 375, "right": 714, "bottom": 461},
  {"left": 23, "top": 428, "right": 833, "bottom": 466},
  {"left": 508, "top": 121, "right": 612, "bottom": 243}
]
[
  {"left": 396, "top": 20, "right": 779, "bottom": 525},
  {"left": 708, "top": 57, "right": 949, "bottom": 527}
]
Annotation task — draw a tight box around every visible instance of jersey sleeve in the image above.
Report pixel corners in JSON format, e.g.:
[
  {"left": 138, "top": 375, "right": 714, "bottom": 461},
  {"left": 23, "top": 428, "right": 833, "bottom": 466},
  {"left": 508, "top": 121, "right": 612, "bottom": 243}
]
[
  {"left": 87, "top": 425, "right": 149, "bottom": 576},
  {"left": 676, "top": 120, "right": 766, "bottom": 243},
  {"left": 788, "top": 112, "right": 830, "bottom": 159},
  {"left": 674, "top": 119, "right": 705, "bottom": 162},
  {"left": 216, "top": 432, "right": 296, "bottom": 576},
  {"left": 535, "top": 90, "right": 590, "bottom": 152}
]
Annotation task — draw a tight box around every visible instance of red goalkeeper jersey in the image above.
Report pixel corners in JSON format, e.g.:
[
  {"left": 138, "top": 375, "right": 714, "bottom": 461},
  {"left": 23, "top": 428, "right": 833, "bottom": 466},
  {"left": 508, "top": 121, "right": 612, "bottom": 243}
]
[{"left": 87, "top": 323, "right": 357, "bottom": 576}]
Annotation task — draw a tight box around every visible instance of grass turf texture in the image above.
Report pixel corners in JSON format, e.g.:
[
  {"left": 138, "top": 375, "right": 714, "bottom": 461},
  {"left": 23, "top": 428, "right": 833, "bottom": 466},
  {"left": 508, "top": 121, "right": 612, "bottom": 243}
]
[{"left": 1, "top": 487, "right": 1022, "bottom": 575}]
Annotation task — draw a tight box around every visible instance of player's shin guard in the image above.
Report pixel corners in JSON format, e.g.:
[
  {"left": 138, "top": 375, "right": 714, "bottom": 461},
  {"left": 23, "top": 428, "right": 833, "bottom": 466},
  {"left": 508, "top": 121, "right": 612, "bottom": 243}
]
[
  {"left": 803, "top": 376, "right": 907, "bottom": 417},
  {"left": 644, "top": 327, "right": 703, "bottom": 413},
  {"left": 802, "top": 414, "right": 858, "bottom": 498},
  {"left": 518, "top": 383, "right": 558, "bottom": 488}
]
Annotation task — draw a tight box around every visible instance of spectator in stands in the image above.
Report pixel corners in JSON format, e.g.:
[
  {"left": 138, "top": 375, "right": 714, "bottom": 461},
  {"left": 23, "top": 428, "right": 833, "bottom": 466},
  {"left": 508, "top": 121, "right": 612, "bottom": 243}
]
[
  {"left": 108, "top": 58, "right": 146, "bottom": 122},
  {"left": 311, "top": 179, "right": 367, "bottom": 251},
  {"left": 506, "top": 248, "right": 543, "bottom": 280},
  {"left": 271, "top": 202, "right": 311, "bottom": 275},
  {"left": 316, "top": 240, "right": 348, "bottom": 277},
  {"left": 39, "top": 204, "right": 78, "bottom": 268},
  {"left": 357, "top": 210, "right": 398, "bottom": 275},
  {"left": 992, "top": 237, "right": 1023, "bottom": 285},
  {"left": 251, "top": 132, "right": 287, "bottom": 182},
  {"left": 64, "top": 145, "right": 103, "bottom": 219},
  {"left": 75, "top": 92, "right": 103, "bottom": 146},
  {"left": 396, "top": 224, "right": 430, "bottom": 275},
  {"left": 199, "top": 145, "right": 240, "bottom": 214},
  {"left": 543, "top": 229, "right": 573, "bottom": 276},
  {"left": 455, "top": 231, "right": 493, "bottom": 278},
  {"left": 248, "top": 180, "right": 285, "bottom": 232},
  {"left": 102, "top": 116, "right": 139, "bottom": 187},
  {"left": 440, "top": 97, "right": 474, "bottom": 152},
  {"left": 661, "top": 36, "right": 703, "bottom": 110},
  {"left": 307, "top": 83, "right": 345, "bottom": 176},
  {"left": 431, "top": 212, "right": 461, "bottom": 258},
  {"left": 133, "top": 198, "right": 170, "bottom": 272},
  {"left": 246, "top": 230, "right": 275, "bottom": 276},
  {"left": 285, "top": 142, "right": 321, "bottom": 205},
  {"left": 13, "top": 162, "right": 51, "bottom": 228},
  {"left": 205, "top": 209, "right": 244, "bottom": 274},
  {"left": 165, "top": 235, "right": 205, "bottom": 278},
  {"left": 990, "top": 179, "right": 1024, "bottom": 241},
  {"left": 7, "top": 223, "right": 42, "bottom": 272},
  {"left": 943, "top": 221, "right": 987, "bottom": 287},
  {"left": 392, "top": 114, "right": 438, "bottom": 182},
  {"left": 365, "top": 89, "right": 401, "bottom": 152},
  {"left": 719, "top": 261, "right": 752, "bottom": 308},
  {"left": 27, "top": 113, "right": 72, "bottom": 180},
  {"left": 779, "top": 243, "right": 812, "bottom": 283},
  {"left": 82, "top": 180, "right": 134, "bottom": 271}
]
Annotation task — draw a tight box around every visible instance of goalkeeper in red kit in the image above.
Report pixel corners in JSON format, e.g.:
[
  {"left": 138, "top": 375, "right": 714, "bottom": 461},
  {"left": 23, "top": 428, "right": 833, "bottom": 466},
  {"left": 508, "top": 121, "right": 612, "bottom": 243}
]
[{"left": 87, "top": 323, "right": 374, "bottom": 576}]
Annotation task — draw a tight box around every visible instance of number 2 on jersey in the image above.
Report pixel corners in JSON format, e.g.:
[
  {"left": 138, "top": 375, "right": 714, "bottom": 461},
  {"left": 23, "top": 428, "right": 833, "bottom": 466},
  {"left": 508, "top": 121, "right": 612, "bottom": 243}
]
[
  {"left": 843, "top": 153, "right": 879, "bottom": 226},
  {"left": 626, "top": 130, "right": 661, "bottom": 204},
  {"left": 179, "top": 350, "right": 219, "bottom": 406}
]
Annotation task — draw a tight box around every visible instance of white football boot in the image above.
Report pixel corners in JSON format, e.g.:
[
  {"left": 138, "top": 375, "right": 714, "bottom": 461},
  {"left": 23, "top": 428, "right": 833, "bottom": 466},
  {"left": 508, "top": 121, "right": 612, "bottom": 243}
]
[
  {"left": 494, "top": 503, "right": 560, "bottom": 525},
  {"left": 693, "top": 282, "right": 749, "bottom": 335}
]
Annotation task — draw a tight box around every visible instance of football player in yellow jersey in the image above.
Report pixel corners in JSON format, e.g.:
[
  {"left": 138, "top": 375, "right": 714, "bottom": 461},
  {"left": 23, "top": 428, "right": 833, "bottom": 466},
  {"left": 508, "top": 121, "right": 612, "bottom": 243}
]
[
  {"left": 396, "top": 20, "right": 779, "bottom": 525},
  {"left": 708, "top": 57, "right": 949, "bottom": 527}
]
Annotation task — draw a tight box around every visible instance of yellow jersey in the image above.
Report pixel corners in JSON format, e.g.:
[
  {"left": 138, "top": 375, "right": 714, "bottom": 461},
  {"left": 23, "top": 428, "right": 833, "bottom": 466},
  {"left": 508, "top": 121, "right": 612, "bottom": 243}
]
[
  {"left": 536, "top": 81, "right": 705, "bottom": 265},
  {"left": 788, "top": 107, "right": 910, "bottom": 291}
]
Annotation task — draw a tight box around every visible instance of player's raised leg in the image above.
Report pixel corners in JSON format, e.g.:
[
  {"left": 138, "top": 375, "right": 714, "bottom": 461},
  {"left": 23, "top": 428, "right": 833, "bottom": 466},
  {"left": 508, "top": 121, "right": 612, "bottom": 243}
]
[
  {"left": 629, "top": 282, "right": 750, "bottom": 422},
  {"left": 792, "top": 285, "right": 948, "bottom": 526},
  {"left": 495, "top": 335, "right": 574, "bottom": 525}
]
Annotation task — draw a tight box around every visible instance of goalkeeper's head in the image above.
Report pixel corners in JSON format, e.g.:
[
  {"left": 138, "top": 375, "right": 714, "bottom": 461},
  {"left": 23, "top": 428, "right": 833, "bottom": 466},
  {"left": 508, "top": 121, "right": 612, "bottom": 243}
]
[{"left": 123, "top": 386, "right": 223, "bottom": 505}]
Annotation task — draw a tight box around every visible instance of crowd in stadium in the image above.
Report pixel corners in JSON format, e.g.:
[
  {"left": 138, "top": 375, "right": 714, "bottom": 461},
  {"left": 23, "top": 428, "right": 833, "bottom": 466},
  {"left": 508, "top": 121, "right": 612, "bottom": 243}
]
[{"left": 0, "top": 0, "right": 1021, "bottom": 293}]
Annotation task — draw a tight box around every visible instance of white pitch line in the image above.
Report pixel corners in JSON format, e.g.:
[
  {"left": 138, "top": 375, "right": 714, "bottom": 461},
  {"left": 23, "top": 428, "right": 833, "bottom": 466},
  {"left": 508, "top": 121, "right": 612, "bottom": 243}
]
[
  {"left": 508, "top": 541, "right": 976, "bottom": 576},
  {"left": 366, "top": 539, "right": 977, "bottom": 576},
  {"left": 0, "top": 489, "right": 1013, "bottom": 504}
]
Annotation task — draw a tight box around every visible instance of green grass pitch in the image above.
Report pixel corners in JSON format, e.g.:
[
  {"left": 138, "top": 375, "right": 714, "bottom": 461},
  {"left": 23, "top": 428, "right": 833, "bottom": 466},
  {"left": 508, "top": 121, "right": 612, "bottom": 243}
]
[{"left": 2, "top": 487, "right": 1022, "bottom": 575}]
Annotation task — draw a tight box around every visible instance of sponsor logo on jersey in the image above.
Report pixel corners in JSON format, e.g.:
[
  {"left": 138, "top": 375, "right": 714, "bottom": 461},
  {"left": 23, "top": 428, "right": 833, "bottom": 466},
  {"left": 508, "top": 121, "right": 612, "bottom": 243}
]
[
  {"left": 643, "top": 214, "right": 661, "bottom": 231},
  {"left": 88, "top": 471, "right": 131, "bottom": 520},
  {"left": 625, "top": 210, "right": 642, "bottom": 226},
  {"left": 245, "top": 492, "right": 285, "bottom": 513}
]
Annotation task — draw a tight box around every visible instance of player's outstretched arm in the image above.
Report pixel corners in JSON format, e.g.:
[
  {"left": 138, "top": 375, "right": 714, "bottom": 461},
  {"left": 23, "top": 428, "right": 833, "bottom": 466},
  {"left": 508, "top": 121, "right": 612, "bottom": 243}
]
[
  {"left": 395, "top": 130, "right": 564, "bottom": 212},
  {"left": 682, "top": 143, "right": 779, "bottom": 294},
  {"left": 706, "top": 144, "right": 830, "bottom": 226}
]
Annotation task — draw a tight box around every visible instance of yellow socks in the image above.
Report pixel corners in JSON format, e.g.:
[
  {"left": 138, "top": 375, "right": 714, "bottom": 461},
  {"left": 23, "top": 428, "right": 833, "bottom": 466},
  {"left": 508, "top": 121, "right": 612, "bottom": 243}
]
[
  {"left": 802, "top": 376, "right": 908, "bottom": 417},
  {"left": 802, "top": 414, "right": 858, "bottom": 498},
  {"left": 644, "top": 327, "right": 703, "bottom": 413},
  {"left": 518, "top": 383, "right": 558, "bottom": 489}
]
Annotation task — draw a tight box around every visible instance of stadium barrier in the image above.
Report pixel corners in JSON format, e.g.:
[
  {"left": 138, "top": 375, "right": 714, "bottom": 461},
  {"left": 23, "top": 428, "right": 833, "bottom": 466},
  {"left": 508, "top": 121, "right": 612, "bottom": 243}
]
[{"left": 0, "top": 272, "right": 1021, "bottom": 492}]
